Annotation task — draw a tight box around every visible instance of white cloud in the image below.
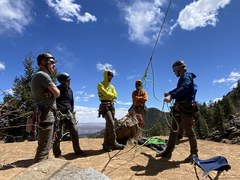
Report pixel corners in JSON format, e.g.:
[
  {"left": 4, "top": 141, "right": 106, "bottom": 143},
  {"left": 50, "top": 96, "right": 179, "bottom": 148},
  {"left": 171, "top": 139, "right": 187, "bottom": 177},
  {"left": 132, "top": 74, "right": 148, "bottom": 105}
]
[
  {"left": 74, "top": 106, "right": 100, "bottom": 123},
  {"left": 96, "top": 62, "right": 117, "bottom": 76},
  {"left": 176, "top": 0, "right": 231, "bottom": 31},
  {"left": 115, "top": 108, "right": 129, "bottom": 120},
  {"left": 126, "top": 74, "right": 140, "bottom": 80},
  {"left": 116, "top": 100, "right": 132, "bottom": 106},
  {"left": 0, "top": 62, "right": 5, "bottom": 71},
  {"left": 75, "top": 96, "right": 80, "bottom": 101},
  {"left": 5, "top": 88, "right": 14, "bottom": 96},
  {"left": 206, "top": 97, "right": 222, "bottom": 106},
  {"left": 82, "top": 93, "right": 95, "bottom": 102},
  {"left": 119, "top": 0, "right": 166, "bottom": 44},
  {"left": 76, "top": 91, "right": 84, "bottom": 95},
  {"left": 212, "top": 71, "right": 240, "bottom": 89},
  {"left": 0, "top": 0, "right": 32, "bottom": 35},
  {"left": 74, "top": 105, "right": 128, "bottom": 123},
  {"left": 46, "top": 0, "right": 97, "bottom": 23},
  {"left": 230, "top": 82, "right": 238, "bottom": 89},
  {"left": 56, "top": 43, "right": 64, "bottom": 51},
  {"left": 75, "top": 86, "right": 95, "bottom": 102},
  {"left": 217, "top": 65, "right": 223, "bottom": 69},
  {"left": 75, "top": 94, "right": 95, "bottom": 102}
]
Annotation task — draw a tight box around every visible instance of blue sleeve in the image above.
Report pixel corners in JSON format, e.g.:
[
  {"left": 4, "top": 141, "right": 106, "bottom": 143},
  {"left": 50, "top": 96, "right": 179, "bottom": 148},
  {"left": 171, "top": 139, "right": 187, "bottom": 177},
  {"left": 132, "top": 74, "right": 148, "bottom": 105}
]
[
  {"left": 169, "top": 88, "right": 176, "bottom": 95},
  {"left": 170, "top": 74, "right": 192, "bottom": 99}
]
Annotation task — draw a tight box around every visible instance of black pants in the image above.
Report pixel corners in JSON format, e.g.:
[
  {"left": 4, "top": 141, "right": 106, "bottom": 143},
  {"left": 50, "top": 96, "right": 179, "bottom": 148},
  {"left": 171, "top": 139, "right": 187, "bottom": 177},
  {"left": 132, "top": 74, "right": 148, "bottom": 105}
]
[
  {"left": 52, "top": 112, "right": 81, "bottom": 157},
  {"left": 165, "top": 102, "right": 198, "bottom": 155}
]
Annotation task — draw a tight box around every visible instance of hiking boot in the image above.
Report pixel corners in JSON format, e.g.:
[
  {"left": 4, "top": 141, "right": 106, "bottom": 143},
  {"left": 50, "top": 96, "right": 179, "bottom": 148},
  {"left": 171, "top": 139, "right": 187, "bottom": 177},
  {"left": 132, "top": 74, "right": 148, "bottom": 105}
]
[
  {"left": 184, "top": 154, "right": 198, "bottom": 163},
  {"left": 156, "top": 151, "right": 172, "bottom": 159},
  {"left": 55, "top": 155, "right": 65, "bottom": 160},
  {"left": 75, "top": 150, "right": 87, "bottom": 156},
  {"left": 103, "top": 145, "right": 113, "bottom": 152},
  {"left": 113, "top": 143, "right": 125, "bottom": 150},
  {"left": 177, "top": 134, "right": 183, "bottom": 140}
]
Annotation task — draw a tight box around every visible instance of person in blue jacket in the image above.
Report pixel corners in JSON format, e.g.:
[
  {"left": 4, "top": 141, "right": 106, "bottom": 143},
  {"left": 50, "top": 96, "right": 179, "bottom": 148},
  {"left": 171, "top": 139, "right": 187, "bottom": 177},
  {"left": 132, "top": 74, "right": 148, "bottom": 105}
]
[
  {"left": 53, "top": 72, "right": 85, "bottom": 158},
  {"left": 158, "top": 60, "right": 198, "bottom": 162}
]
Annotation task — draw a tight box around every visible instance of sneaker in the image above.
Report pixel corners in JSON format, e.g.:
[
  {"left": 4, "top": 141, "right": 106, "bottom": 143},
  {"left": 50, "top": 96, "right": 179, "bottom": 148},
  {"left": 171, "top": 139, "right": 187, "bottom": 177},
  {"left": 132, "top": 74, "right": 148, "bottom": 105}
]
[
  {"left": 156, "top": 151, "right": 172, "bottom": 159},
  {"left": 184, "top": 154, "right": 198, "bottom": 163}
]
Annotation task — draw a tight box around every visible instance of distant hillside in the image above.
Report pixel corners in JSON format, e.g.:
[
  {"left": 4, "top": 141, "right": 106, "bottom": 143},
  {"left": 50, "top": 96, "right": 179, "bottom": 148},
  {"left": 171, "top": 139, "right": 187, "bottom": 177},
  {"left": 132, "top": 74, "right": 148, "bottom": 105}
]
[
  {"left": 87, "top": 108, "right": 170, "bottom": 138},
  {"left": 142, "top": 108, "right": 170, "bottom": 137},
  {"left": 195, "top": 81, "right": 240, "bottom": 144},
  {"left": 78, "top": 123, "right": 105, "bottom": 137}
]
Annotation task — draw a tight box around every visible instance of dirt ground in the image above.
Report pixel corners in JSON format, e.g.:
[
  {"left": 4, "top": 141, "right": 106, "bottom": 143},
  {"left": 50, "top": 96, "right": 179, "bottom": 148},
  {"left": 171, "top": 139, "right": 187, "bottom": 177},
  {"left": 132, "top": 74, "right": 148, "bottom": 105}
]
[{"left": 0, "top": 137, "right": 239, "bottom": 180}]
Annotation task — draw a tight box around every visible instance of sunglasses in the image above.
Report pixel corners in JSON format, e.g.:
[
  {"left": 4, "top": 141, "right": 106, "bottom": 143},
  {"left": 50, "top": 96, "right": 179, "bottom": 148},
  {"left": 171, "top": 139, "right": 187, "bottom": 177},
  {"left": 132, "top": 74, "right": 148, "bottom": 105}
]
[
  {"left": 107, "top": 71, "right": 114, "bottom": 77},
  {"left": 48, "top": 60, "right": 55, "bottom": 65}
]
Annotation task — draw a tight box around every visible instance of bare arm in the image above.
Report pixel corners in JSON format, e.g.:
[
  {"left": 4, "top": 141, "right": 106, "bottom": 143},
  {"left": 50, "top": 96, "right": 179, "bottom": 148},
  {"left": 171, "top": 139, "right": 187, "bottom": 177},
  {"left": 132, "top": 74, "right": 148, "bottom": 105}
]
[{"left": 48, "top": 85, "right": 60, "bottom": 98}]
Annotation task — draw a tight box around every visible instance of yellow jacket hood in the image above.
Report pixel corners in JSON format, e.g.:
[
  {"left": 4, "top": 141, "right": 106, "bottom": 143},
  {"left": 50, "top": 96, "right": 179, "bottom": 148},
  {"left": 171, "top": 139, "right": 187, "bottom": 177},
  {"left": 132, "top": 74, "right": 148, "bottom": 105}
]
[{"left": 97, "top": 70, "right": 117, "bottom": 101}]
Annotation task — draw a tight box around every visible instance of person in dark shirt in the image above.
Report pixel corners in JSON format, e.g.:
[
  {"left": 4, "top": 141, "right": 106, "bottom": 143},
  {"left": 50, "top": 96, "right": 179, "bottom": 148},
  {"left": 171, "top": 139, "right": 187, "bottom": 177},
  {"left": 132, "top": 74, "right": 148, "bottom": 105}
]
[
  {"left": 157, "top": 60, "right": 198, "bottom": 162},
  {"left": 53, "top": 72, "right": 85, "bottom": 157}
]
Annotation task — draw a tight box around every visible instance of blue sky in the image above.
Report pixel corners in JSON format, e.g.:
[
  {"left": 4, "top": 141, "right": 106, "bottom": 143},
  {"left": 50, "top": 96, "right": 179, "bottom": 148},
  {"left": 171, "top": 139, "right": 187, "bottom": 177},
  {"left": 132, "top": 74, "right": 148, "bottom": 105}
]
[{"left": 0, "top": 0, "right": 239, "bottom": 123}]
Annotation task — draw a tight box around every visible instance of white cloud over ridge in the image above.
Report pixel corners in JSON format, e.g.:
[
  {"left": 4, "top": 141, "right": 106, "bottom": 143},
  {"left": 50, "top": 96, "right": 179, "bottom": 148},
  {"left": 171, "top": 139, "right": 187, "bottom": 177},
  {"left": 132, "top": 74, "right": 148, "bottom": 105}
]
[
  {"left": 0, "top": 62, "right": 5, "bottom": 71},
  {"left": 4, "top": 89, "right": 14, "bottom": 96},
  {"left": 0, "top": 0, "right": 32, "bottom": 35},
  {"left": 46, "top": 0, "right": 97, "bottom": 23},
  {"left": 177, "top": 0, "right": 231, "bottom": 31},
  {"left": 119, "top": 0, "right": 165, "bottom": 45},
  {"left": 213, "top": 71, "right": 240, "bottom": 89}
]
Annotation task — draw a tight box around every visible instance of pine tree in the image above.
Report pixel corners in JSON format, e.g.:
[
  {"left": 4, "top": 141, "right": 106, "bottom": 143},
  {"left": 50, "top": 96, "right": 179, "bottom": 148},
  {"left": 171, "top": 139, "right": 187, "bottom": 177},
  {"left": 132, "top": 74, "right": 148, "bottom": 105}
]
[
  {"left": 1, "top": 52, "right": 37, "bottom": 142},
  {"left": 212, "top": 104, "right": 225, "bottom": 132},
  {"left": 221, "top": 96, "right": 234, "bottom": 117},
  {"left": 194, "top": 112, "right": 209, "bottom": 139},
  {"left": 12, "top": 52, "right": 36, "bottom": 111}
]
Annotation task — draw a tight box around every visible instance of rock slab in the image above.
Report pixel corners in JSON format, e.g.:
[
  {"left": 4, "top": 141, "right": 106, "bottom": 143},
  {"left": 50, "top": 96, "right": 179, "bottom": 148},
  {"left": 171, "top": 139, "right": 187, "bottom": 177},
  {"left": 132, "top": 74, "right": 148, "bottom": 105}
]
[{"left": 12, "top": 158, "right": 110, "bottom": 180}]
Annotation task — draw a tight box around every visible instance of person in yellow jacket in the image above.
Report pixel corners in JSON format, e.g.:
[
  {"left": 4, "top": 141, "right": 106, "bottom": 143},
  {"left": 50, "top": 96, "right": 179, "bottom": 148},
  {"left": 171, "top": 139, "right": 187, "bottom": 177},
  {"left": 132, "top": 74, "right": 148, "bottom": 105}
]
[{"left": 97, "top": 69, "right": 125, "bottom": 151}]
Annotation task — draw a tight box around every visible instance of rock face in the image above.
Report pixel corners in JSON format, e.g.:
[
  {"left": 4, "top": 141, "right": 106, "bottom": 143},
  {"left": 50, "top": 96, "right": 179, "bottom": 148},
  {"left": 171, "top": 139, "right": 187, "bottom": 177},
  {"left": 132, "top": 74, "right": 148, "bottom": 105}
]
[
  {"left": 207, "top": 113, "right": 240, "bottom": 145},
  {"left": 12, "top": 159, "right": 110, "bottom": 180}
]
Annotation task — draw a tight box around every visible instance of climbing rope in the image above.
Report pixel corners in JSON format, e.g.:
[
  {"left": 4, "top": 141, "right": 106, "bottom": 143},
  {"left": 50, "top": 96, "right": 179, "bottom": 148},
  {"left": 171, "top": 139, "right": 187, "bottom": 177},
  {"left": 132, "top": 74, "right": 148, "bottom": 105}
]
[
  {"left": 137, "top": 0, "right": 181, "bottom": 133},
  {"left": 141, "top": 0, "right": 173, "bottom": 85},
  {"left": 141, "top": 0, "right": 174, "bottom": 129}
]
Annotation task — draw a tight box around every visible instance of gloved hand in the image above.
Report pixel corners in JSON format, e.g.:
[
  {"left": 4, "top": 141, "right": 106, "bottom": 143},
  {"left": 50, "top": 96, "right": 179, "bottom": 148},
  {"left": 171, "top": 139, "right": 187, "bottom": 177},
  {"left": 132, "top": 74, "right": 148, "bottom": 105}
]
[
  {"left": 164, "top": 92, "right": 170, "bottom": 97},
  {"left": 164, "top": 96, "right": 172, "bottom": 103}
]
